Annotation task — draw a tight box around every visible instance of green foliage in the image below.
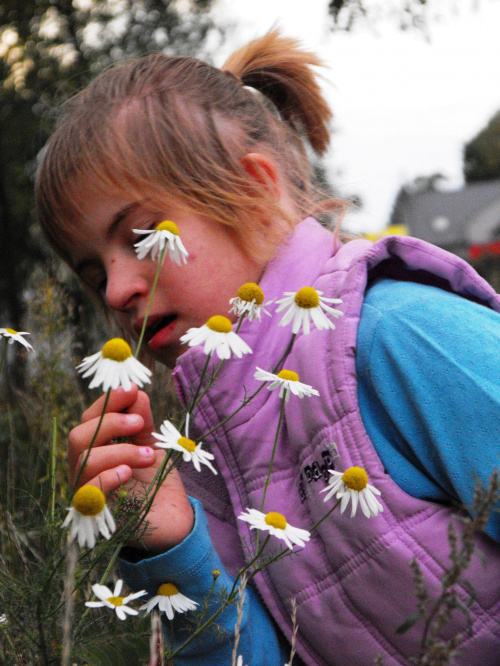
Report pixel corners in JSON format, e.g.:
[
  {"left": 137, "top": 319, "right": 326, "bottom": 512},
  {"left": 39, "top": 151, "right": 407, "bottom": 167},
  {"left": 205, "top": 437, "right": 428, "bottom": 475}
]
[
  {"left": 0, "top": 0, "right": 217, "bottom": 325},
  {"left": 79, "top": 633, "right": 150, "bottom": 665},
  {"left": 0, "top": 269, "right": 168, "bottom": 664},
  {"left": 463, "top": 110, "right": 500, "bottom": 183},
  {"left": 328, "top": 0, "right": 480, "bottom": 33}
]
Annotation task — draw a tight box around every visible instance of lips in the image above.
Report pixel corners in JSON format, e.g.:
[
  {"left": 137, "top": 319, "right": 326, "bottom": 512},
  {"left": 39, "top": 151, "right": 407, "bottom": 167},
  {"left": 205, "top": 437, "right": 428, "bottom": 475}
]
[{"left": 141, "top": 314, "right": 178, "bottom": 351}]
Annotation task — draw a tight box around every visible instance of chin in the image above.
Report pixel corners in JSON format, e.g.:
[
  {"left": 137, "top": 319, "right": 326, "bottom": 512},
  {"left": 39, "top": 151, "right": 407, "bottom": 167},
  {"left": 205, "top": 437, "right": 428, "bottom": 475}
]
[{"left": 150, "top": 345, "right": 183, "bottom": 369}]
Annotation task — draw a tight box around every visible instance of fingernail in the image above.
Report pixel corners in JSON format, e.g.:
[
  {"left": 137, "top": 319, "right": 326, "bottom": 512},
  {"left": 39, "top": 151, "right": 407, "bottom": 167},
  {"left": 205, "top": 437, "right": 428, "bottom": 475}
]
[
  {"left": 125, "top": 414, "right": 141, "bottom": 425},
  {"left": 139, "top": 447, "right": 153, "bottom": 457}
]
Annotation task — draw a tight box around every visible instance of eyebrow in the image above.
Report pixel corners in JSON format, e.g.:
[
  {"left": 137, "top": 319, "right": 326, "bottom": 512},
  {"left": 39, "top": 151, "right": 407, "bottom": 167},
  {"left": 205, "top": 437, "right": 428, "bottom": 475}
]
[{"left": 107, "top": 202, "right": 139, "bottom": 240}]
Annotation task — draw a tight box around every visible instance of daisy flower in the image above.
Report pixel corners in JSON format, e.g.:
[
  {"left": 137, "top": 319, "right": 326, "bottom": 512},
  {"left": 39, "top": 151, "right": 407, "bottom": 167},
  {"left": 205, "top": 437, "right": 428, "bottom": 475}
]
[
  {"left": 140, "top": 583, "right": 198, "bottom": 620},
  {"left": 321, "top": 466, "right": 383, "bottom": 518},
  {"left": 62, "top": 485, "right": 116, "bottom": 549},
  {"left": 0, "top": 328, "right": 33, "bottom": 351},
  {"left": 152, "top": 420, "right": 217, "bottom": 475},
  {"left": 238, "top": 509, "right": 310, "bottom": 550},
  {"left": 180, "top": 315, "right": 252, "bottom": 360},
  {"left": 275, "top": 287, "right": 343, "bottom": 335},
  {"left": 85, "top": 580, "right": 146, "bottom": 621},
  {"left": 0, "top": 614, "right": 7, "bottom": 624},
  {"left": 229, "top": 282, "right": 272, "bottom": 322},
  {"left": 133, "top": 220, "right": 188, "bottom": 265},
  {"left": 254, "top": 367, "right": 319, "bottom": 401},
  {"left": 76, "top": 338, "right": 152, "bottom": 392}
]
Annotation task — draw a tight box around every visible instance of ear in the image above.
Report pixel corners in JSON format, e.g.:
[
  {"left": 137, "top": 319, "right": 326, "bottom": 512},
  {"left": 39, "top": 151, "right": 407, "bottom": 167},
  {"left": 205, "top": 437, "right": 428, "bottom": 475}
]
[{"left": 240, "top": 152, "right": 281, "bottom": 200}]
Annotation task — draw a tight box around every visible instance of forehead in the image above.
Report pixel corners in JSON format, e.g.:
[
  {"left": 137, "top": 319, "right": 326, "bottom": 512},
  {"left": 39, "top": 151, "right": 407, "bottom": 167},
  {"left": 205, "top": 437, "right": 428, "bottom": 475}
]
[{"left": 57, "top": 186, "right": 136, "bottom": 264}]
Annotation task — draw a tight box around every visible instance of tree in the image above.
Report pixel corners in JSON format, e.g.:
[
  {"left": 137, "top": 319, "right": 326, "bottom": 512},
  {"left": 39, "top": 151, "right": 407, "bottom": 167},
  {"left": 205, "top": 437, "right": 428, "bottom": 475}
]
[
  {"left": 463, "top": 110, "right": 500, "bottom": 183},
  {"left": 0, "top": 0, "right": 216, "bottom": 326},
  {"left": 328, "top": 0, "right": 484, "bottom": 33}
]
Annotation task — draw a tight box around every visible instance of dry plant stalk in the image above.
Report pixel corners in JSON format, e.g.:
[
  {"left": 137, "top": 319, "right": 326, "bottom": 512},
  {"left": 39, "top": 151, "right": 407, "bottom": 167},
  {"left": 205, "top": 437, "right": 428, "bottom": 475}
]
[
  {"left": 397, "top": 469, "right": 499, "bottom": 666},
  {"left": 231, "top": 572, "right": 249, "bottom": 666}
]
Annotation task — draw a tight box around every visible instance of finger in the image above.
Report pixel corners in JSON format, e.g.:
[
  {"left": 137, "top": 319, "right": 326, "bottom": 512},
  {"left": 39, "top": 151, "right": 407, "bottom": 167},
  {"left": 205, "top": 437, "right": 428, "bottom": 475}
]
[
  {"left": 68, "top": 412, "right": 145, "bottom": 472},
  {"left": 120, "top": 391, "right": 156, "bottom": 446},
  {"left": 81, "top": 385, "right": 140, "bottom": 422},
  {"left": 85, "top": 465, "right": 134, "bottom": 496},
  {"left": 73, "top": 443, "right": 157, "bottom": 488}
]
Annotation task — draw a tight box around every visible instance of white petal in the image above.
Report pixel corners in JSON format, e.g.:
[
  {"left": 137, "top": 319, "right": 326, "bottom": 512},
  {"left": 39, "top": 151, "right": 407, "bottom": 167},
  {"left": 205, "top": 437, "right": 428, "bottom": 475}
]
[
  {"left": 350, "top": 490, "right": 359, "bottom": 517},
  {"left": 116, "top": 607, "right": 127, "bottom": 621},
  {"left": 358, "top": 491, "right": 371, "bottom": 518},
  {"left": 340, "top": 492, "right": 351, "bottom": 515}
]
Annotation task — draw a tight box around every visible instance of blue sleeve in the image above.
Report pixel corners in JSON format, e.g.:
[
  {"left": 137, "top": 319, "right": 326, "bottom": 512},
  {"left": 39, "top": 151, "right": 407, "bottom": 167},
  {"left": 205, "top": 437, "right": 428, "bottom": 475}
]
[
  {"left": 119, "top": 498, "right": 288, "bottom": 665},
  {"left": 356, "top": 278, "right": 500, "bottom": 542}
]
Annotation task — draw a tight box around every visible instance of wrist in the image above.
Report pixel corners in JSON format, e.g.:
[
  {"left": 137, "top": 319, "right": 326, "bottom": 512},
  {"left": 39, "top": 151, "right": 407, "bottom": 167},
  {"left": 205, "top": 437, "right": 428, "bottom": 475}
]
[{"left": 125, "top": 494, "right": 195, "bottom": 558}]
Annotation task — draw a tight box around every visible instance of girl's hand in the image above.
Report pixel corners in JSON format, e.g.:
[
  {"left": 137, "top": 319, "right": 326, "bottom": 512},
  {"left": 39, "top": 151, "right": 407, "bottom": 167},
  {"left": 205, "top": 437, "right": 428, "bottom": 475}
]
[{"left": 68, "top": 384, "right": 194, "bottom": 552}]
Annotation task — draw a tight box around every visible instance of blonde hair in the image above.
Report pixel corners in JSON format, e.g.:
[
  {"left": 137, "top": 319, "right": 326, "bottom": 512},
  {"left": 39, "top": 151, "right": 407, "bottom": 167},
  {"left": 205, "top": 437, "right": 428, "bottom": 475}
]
[{"left": 36, "top": 30, "right": 338, "bottom": 267}]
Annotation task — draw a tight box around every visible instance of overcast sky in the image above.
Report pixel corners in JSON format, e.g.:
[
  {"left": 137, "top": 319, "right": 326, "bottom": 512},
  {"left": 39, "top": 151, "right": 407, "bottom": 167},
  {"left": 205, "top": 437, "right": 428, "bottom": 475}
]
[{"left": 212, "top": 1, "right": 500, "bottom": 232}]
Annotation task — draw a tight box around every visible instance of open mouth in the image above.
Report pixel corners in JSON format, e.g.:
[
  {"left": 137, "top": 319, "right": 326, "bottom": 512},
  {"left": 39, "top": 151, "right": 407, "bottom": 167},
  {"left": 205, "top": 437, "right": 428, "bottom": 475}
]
[
  {"left": 145, "top": 314, "right": 178, "bottom": 351},
  {"left": 146, "top": 314, "right": 177, "bottom": 339}
]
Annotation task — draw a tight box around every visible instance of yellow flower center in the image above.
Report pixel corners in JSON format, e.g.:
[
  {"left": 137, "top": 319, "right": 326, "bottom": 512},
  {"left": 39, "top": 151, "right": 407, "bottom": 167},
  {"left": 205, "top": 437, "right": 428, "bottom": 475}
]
[
  {"left": 178, "top": 437, "right": 196, "bottom": 453},
  {"left": 265, "top": 511, "right": 287, "bottom": 530},
  {"left": 101, "top": 338, "right": 132, "bottom": 362},
  {"left": 277, "top": 369, "right": 299, "bottom": 382},
  {"left": 157, "top": 583, "right": 179, "bottom": 597},
  {"left": 5, "top": 328, "right": 17, "bottom": 334},
  {"left": 236, "top": 283, "right": 264, "bottom": 305},
  {"left": 108, "top": 596, "right": 125, "bottom": 607},
  {"left": 294, "top": 287, "right": 320, "bottom": 309},
  {"left": 156, "top": 220, "right": 179, "bottom": 235},
  {"left": 206, "top": 315, "right": 232, "bottom": 333},
  {"left": 73, "top": 485, "right": 106, "bottom": 516},
  {"left": 341, "top": 467, "right": 368, "bottom": 492}
]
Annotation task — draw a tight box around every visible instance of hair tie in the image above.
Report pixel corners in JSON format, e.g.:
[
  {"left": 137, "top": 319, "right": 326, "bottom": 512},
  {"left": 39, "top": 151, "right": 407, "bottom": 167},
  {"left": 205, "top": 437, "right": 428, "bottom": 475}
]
[{"left": 223, "top": 69, "right": 243, "bottom": 85}]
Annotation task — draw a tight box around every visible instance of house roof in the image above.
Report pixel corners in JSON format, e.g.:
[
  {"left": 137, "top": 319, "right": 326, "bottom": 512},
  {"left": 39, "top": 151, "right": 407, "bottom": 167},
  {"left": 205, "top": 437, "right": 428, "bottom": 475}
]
[{"left": 391, "top": 179, "right": 500, "bottom": 249}]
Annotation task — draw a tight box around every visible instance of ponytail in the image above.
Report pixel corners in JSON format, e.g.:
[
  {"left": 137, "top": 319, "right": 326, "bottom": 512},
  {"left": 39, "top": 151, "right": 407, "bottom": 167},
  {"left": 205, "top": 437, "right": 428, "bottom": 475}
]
[
  {"left": 37, "top": 29, "right": 340, "bottom": 269},
  {"left": 222, "top": 29, "right": 332, "bottom": 156}
]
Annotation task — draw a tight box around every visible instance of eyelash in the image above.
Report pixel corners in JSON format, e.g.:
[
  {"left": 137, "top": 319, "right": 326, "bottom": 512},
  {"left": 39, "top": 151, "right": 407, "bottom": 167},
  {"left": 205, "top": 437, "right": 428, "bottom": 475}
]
[{"left": 83, "top": 216, "right": 159, "bottom": 293}]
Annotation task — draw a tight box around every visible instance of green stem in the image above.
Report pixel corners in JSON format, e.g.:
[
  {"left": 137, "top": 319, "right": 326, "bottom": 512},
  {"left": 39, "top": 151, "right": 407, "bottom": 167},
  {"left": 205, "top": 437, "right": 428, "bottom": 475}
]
[
  {"left": 199, "top": 332, "right": 296, "bottom": 441},
  {"left": 99, "top": 543, "right": 123, "bottom": 585},
  {"left": 49, "top": 417, "right": 57, "bottom": 523},
  {"left": 134, "top": 245, "right": 167, "bottom": 359},
  {"left": 71, "top": 389, "right": 111, "bottom": 496},
  {"left": 189, "top": 355, "right": 226, "bottom": 414},
  {"left": 184, "top": 353, "right": 212, "bottom": 423},
  {"left": 255, "top": 394, "right": 287, "bottom": 553},
  {"left": 234, "top": 314, "right": 245, "bottom": 334},
  {"left": 259, "top": 394, "right": 286, "bottom": 513},
  {"left": 168, "top": 535, "right": 271, "bottom": 661},
  {"left": 132, "top": 449, "right": 180, "bottom": 541},
  {"left": 74, "top": 543, "right": 124, "bottom": 632},
  {"left": 189, "top": 313, "right": 244, "bottom": 413},
  {"left": 1, "top": 625, "right": 16, "bottom": 655},
  {"left": 309, "top": 497, "right": 342, "bottom": 533},
  {"left": 0, "top": 338, "right": 7, "bottom": 376}
]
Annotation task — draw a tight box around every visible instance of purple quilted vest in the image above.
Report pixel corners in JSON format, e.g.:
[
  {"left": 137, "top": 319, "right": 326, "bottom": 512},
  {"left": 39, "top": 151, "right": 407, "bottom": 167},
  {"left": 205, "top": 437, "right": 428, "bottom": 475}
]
[{"left": 173, "top": 218, "right": 500, "bottom": 665}]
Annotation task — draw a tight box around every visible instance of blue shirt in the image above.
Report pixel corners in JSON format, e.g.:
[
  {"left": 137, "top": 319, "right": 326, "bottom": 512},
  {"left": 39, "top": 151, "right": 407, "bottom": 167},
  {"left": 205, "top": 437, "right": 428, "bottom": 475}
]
[
  {"left": 358, "top": 278, "right": 500, "bottom": 542},
  {"left": 120, "top": 277, "right": 500, "bottom": 664}
]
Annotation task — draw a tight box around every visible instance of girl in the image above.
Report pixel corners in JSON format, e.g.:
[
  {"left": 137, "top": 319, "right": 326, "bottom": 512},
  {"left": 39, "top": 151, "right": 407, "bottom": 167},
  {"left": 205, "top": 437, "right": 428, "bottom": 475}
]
[{"left": 36, "top": 31, "right": 500, "bottom": 665}]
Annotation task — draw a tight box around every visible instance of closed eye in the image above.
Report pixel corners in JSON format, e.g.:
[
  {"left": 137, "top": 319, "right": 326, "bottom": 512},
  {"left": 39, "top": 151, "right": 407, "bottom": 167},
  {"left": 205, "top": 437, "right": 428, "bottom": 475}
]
[{"left": 80, "top": 264, "right": 107, "bottom": 293}]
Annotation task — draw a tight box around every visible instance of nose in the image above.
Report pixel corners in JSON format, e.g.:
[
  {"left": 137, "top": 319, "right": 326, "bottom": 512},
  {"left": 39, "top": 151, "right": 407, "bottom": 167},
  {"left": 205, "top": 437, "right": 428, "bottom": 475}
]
[{"left": 104, "top": 255, "right": 149, "bottom": 312}]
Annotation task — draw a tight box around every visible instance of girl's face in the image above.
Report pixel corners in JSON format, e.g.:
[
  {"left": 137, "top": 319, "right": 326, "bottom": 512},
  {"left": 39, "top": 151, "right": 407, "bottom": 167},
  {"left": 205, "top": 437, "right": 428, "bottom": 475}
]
[{"left": 71, "top": 190, "right": 267, "bottom": 367}]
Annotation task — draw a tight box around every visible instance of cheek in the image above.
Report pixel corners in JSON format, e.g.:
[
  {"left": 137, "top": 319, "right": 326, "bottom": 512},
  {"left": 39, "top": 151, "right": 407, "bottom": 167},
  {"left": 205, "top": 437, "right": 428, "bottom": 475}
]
[{"left": 113, "top": 311, "right": 134, "bottom": 335}]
